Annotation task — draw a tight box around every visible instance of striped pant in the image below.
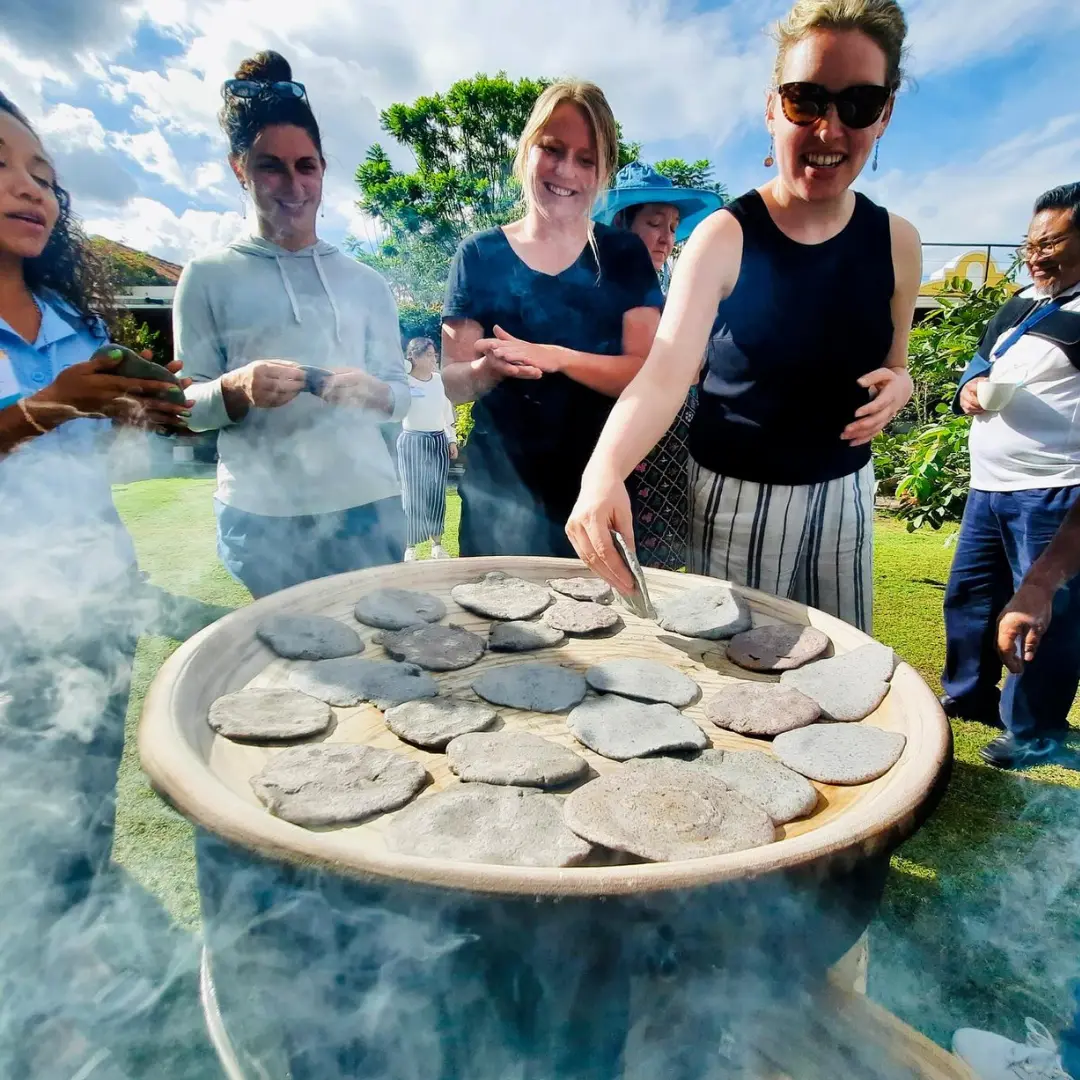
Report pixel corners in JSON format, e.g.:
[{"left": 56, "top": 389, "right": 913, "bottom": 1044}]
[
  {"left": 688, "top": 459, "right": 875, "bottom": 631},
  {"left": 397, "top": 429, "right": 450, "bottom": 547}
]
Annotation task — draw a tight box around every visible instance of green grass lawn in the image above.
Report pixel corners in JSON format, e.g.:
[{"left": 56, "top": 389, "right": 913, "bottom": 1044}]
[{"left": 112, "top": 479, "right": 1080, "bottom": 1051}]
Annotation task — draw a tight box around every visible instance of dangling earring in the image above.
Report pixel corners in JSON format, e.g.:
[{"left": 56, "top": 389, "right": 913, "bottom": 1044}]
[
  {"left": 872, "top": 139, "right": 880, "bottom": 172},
  {"left": 763, "top": 136, "right": 775, "bottom": 169},
  {"left": 240, "top": 185, "right": 248, "bottom": 220}
]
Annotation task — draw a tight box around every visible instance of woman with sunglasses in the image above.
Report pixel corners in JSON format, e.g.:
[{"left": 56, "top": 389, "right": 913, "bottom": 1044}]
[
  {"left": 175, "top": 50, "right": 410, "bottom": 599},
  {"left": 568, "top": 0, "right": 922, "bottom": 631}
]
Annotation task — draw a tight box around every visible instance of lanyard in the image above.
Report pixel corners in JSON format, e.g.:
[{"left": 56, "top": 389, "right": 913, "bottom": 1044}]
[{"left": 992, "top": 297, "right": 1063, "bottom": 360}]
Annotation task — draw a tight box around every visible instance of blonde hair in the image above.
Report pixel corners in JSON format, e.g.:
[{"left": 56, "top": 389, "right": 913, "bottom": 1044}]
[
  {"left": 772, "top": 0, "right": 908, "bottom": 90},
  {"left": 513, "top": 80, "right": 620, "bottom": 215}
]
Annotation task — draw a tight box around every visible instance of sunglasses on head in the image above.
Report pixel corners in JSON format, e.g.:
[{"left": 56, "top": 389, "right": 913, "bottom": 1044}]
[
  {"left": 776, "top": 82, "right": 892, "bottom": 130},
  {"left": 222, "top": 78, "right": 307, "bottom": 102}
]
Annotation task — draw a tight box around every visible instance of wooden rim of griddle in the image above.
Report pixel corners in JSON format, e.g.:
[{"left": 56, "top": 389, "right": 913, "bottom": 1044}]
[{"left": 139, "top": 557, "right": 949, "bottom": 898}]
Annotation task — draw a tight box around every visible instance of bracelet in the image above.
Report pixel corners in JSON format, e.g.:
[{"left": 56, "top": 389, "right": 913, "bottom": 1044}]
[{"left": 17, "top": 396, "right": 48, "bottom": 435}]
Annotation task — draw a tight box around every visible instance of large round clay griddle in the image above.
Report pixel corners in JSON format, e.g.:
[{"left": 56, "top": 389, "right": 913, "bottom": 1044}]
[{"left": 139, "top": 558, "right": 949, "bottom": 898}]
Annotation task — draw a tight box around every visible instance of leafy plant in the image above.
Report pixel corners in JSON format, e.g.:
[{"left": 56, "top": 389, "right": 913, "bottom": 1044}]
[
  {"left": 110, "top": 312, "right": 162, "bottom": 363},
  {"left": 454, "top": 402, "right": 474, "bottom": 447},
  {"left": 873, "top": 271, "right": 1019, "bottom": 530}
]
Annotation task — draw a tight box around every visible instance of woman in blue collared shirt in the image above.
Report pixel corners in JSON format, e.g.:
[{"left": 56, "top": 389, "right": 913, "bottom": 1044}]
[{"left": 0, "top": 91, "right": 190, "bottom": 921}]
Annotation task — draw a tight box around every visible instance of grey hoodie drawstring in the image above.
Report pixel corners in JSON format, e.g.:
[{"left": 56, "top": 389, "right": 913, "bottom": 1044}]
[
  {"left": 313, "top": 249, "right": 342, "bottom": 344},
  {"left": 275, "top": 256, "right": 302, "bottom": 326}
]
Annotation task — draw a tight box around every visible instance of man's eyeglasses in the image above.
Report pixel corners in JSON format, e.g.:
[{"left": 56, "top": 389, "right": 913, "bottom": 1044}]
[
  {"left": 776, "top": 82, "right": 892, "bottom": 130},
  {"left": 222, "top": 79, "right": 307, "bottom": 103},
  {"left": 1019, "top": 233, "right": 1075, "bottom": 261}
]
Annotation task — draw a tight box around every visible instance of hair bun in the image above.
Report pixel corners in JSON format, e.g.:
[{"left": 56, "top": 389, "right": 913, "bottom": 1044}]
[{"left": 234, "top": 50, "right": 292, "bottom": 83}]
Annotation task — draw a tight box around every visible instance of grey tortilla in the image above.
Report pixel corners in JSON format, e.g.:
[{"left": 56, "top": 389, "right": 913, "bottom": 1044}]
[
  {"left": 585, "top": 659, "right": 700, "bottom": 707},
  {"left": 488, "top": 620, "right": 566, "bottom": 653},
  {"left": 251, "top": 743, "right": 427, "bottom": 827},
  {"left": 289, "top": 657, "right": 438, "bottom": 710},
  {"left": 547, "top": 577, "right": 614, "bottom": 604},
  {"left": 772, "top": 723, "right": 907, "bottom": 785},
  {"left": 256, "top": 614, "right": 364, "bottom": 661},
  {"left": 383, "top": 698, "right": 498, "bottom": 750},
  {"left": 450, "top": 572, "right": 552, "bottom": 621},
  {"left": 471, "top": 663, "right": 588, "bottom": 713},
  {"left": 726, "top": 624, "right": 831, "bottom": 673},
  {"left": 354, "top": 588, "right": 447, "bottom": 631},
  {"left": 656, "top": 587, "right": 752, "bottom": 640},
  {"left": 208, "top": 688, "right": 333, "bottom": 743},
  {"left": 779, "top": 642, "right": 897, "bottom": 721},
  {"left": 563, "top": 758, "right": 775, "bottom": 862},
  {"left": 378, "top": 623, "right": 486, "bottom": 671},
  {"left": 567, "top": 696, "right": 709, "bottom": 760},
  {"left": 446, "top": 731, "right": 589, "bottom": 789},
  {"left": 543, "top": 599, "right": 621, "bottom": 635},
  {"left": 386, "top": 785, "right": 594, "bottom": 867},
  {"left": 703, "top": 681, "right": 821, "bottom": 737},
  {"left": 690, "top": 748, "right": 819, "bottom": 824}
]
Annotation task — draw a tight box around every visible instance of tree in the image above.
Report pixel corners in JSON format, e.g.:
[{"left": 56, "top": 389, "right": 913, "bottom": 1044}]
[
  {"left": 873, "top": 272, "right": 1019, "bottom": 530},
  {"left": 653, "top": 158, "right": 727, "bottom": 200},
  {"left": 352, "top": 72, "right": 715, "bottom": 305}
]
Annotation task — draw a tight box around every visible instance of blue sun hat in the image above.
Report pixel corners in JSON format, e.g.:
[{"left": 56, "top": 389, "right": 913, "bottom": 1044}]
[{"left": 593, "top": 161, "right": 725, "bottom": 243}]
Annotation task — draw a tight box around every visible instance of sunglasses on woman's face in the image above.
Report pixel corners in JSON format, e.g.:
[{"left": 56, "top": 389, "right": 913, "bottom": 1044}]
[
  {"left": 222, "top": 79, "right": 307, "bottom": 102},
  {"left": 776, "top": 82, "right": 892, "bottom": 130}
]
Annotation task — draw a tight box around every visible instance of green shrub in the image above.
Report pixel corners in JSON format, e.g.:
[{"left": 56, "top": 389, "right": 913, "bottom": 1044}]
[
  {"left": 454, "top": 402, "right": 474, "bottom": 446},
  {"left": 873, "top": 272, "right": 1018, "bottom": 530}
]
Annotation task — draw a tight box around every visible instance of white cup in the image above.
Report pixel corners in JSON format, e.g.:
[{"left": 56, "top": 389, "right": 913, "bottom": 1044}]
[{"left": 976, "top": 380, "right": 1018, "bottom": 412}]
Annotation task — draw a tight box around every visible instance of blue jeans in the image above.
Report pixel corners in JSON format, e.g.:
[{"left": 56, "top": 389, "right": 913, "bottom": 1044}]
[
  {"left": 1063, "top": 987, "right": 1080, "bottom": 1075},
  {"left": 942, "top": 486, "right": 1080, "bottom": 740},
  {"left": 214, "top": 496, "right": 407, "bottom": 598}
]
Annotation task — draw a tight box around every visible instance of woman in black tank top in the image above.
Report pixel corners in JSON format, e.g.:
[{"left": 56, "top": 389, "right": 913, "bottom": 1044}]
[{"left": 567, "top": 0, "right": 922, "bottom": 632}]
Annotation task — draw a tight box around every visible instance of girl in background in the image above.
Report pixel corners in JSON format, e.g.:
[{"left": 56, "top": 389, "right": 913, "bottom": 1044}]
[
  {"left": 594, "top": 160, "right": 724, "bottom": 571},
  {"left": 441, "top": 80, "right": 663, "bottom": 557},
  {"left": 175, "top": 50, "right": 410, "bottom": 598},
  {"left": 400, "top": 336, "right": 458, "bottom": 561}
]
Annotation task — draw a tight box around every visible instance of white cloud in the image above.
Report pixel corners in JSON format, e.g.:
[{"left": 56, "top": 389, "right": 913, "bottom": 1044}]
[
  {"left": 904, "top": 0, "right": 1080, "bottom": 78},
  {"left": 82, "top": 196, "right": 245, "bottom": 263},
  {"left": 107, "top": 128, "right": 188, "bottom": 190},
  {"left": 861, "top": 111, "right": 1080, "bottom": 244},
  {"left": 35, "top": 103, "right": 108, "bottom": 149}
]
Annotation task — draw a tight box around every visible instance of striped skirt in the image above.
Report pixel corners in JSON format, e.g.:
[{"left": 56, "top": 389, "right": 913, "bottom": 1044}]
[
  {"left": 688, "top": 458, "right": 875, "bottom": 632},
  {"left": 397, "top": 430, "right": 450, "bottom": 547}
]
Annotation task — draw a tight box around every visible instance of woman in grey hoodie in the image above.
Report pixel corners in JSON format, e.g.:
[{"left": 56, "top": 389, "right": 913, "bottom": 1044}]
[{"left": 174, "top": 50, "right": 410, "bottom": 598}]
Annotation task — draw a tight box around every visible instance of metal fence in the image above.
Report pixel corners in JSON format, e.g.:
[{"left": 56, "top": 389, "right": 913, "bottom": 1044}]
[{"left": 919, "top": 241, "right": 1029, "bottom": 297}]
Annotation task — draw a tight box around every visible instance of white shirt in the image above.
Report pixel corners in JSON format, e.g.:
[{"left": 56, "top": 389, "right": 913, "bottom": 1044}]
[
  {"left": 969, "top": 281, "right": 1080, "bottom": 492},
  {"left": 402, "top": 372, "right": 457, "bottom": 441}
]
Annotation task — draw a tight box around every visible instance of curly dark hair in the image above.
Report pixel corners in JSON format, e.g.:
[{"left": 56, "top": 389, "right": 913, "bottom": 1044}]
[
  {"left": 219, "top": 50, "right": 324, "bottom": 163},
  {"left": 0, "top": 92, "right": 115, "bottom": 329}
]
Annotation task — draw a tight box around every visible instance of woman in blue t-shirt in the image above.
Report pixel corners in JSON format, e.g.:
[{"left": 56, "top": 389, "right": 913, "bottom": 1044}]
[{"left": 442, "top": 80, "right": 663, "bottom": 558}]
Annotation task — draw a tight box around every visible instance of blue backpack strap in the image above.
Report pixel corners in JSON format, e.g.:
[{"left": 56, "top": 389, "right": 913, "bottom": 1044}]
[{"left": 951, "top": 295, "right": 1037, "bottom": 414}]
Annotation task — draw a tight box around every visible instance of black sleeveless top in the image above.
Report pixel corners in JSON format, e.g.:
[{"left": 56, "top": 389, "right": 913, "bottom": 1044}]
[{"left": 688, "top": 189, "right": 895, "bottom": 486}]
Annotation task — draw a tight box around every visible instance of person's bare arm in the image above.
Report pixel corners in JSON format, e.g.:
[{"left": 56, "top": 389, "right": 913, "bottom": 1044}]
[
  {"left": 477, "top": 304, "right": 661, "bottom": 398},
  {"left": 441, "top": 317, "right": 543, "bottom": 405},
  {"left": 565, "top": 210, "right": 743, "bottom": 590},
  {"left": 842, "top": 214, "right": 922, "bottom": 446},
  {"left": 997, "top": 501, "right": 1080, "bottom": 672}
]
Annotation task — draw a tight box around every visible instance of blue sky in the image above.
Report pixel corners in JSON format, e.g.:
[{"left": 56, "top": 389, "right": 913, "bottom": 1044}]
[{"left": 2, "top": 0, "right": 1077, "bottom": 279}]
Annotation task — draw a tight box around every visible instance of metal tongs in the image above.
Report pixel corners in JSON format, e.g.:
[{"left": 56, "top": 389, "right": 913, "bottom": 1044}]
[{"left": 611, "top": 530, "right": 657, "bottom": 621}]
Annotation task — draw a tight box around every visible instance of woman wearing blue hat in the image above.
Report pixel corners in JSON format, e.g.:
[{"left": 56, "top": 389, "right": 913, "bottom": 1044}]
[{"left": 594, "top": 161, "right": 723, "bottom": 570}]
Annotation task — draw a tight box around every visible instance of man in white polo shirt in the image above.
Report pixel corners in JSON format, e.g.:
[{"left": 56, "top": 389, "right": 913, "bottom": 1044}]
[{"left": 941, "top": 181, "right": 1080, "bottom": 768}]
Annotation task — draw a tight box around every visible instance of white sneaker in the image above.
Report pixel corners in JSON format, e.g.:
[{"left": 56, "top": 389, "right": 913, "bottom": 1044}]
[
  {"left": 431, "top": 545, "right": 450, "bottom": 560},
  {"left": 953, "top": 1018, "right": 1073, "bottom": 1079},
  {"left": 403, "top": 547, "right": 416, "bottom": 562}
]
